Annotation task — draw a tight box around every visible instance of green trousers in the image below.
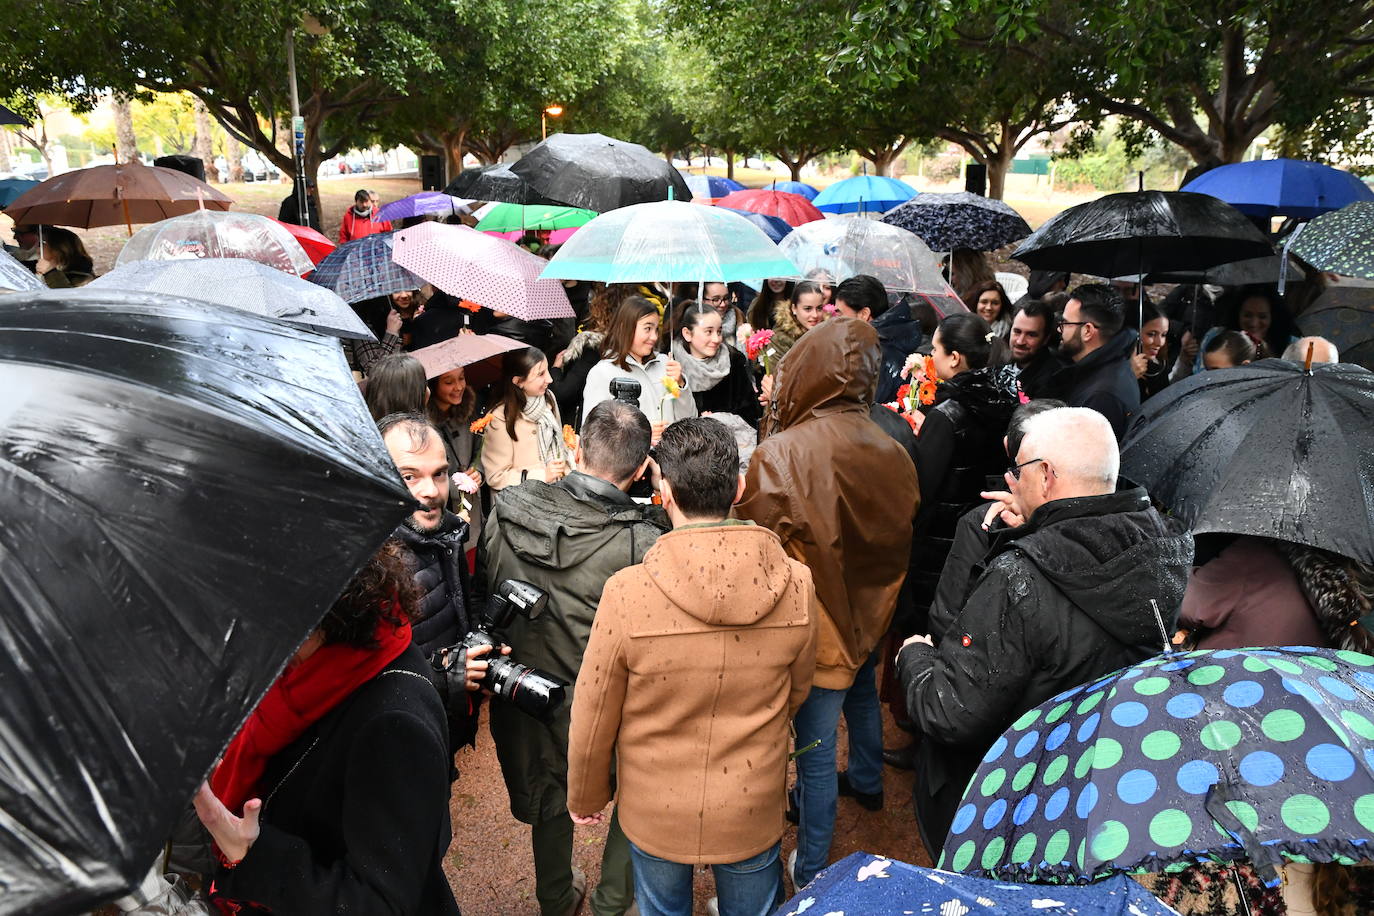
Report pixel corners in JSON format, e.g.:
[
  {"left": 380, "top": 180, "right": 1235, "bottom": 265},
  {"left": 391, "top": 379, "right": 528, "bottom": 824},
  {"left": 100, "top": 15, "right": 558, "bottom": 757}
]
[{"left": 531, "top": 808, "right": 634, "bottom": 916}]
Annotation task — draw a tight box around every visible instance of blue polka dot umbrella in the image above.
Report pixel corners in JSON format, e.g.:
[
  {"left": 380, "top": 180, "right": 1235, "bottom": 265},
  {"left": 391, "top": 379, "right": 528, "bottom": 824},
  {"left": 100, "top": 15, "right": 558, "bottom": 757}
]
[{"left": 941, "top": 646, "right": 1374, "bottom": 884}]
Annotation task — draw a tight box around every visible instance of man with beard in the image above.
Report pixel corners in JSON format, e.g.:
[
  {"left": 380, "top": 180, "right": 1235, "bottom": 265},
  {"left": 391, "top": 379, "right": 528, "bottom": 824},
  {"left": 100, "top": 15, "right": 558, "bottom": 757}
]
[
  {"left": 1006, "top": 300, "right": 1060, "bottom": 398},
  {"left": 1050, "top": 284, "right": 1140, "bottom": 440},
  {"left": 380, "top": 412, "right": 489, "bottom": 752}
]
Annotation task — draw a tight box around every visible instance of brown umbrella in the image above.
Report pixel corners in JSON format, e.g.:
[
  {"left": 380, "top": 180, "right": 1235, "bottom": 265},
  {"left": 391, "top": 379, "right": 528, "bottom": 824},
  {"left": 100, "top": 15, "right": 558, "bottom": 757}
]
[
  {"left": 5, "top": 162, "right": 233, "bottom": 234},
  {"left": 410, "top": 332, "right": 528, "bottom": 387}
]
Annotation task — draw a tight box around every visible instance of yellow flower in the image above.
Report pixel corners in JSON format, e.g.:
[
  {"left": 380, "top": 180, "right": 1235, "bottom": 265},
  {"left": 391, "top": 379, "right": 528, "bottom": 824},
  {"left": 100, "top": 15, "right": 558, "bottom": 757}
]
[{"left": 662, "top": 376, "right": 681, "bottom": 399}]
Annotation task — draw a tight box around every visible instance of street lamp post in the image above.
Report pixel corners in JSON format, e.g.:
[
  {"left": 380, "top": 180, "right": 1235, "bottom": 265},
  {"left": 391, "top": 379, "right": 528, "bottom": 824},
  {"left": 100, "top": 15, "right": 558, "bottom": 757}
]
[
  {"left": 286, "top": 14, "right": 329, "bottom": 228},
  {"left": 542, "top": 105, "right": 563, "bottom": 141}
]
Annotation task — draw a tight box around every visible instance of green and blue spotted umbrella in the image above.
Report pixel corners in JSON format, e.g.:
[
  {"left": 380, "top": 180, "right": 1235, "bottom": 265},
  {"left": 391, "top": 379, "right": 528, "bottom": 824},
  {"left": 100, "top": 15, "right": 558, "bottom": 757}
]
[
  {"left": 941, "top": 647, "right": 1374, "bottom": 884},
  {"left": 1290, "top": 201, "right": 1374, "bottom": 279}
]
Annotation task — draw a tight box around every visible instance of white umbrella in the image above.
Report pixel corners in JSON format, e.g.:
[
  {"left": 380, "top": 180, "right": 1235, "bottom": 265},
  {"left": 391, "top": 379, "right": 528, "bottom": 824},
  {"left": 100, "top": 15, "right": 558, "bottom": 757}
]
[
  {"left": 0, "top": 249, "right": 43, "bottom": 292},
  {"left": 116, "top": 210, "right": 315, "bottom": 276}
]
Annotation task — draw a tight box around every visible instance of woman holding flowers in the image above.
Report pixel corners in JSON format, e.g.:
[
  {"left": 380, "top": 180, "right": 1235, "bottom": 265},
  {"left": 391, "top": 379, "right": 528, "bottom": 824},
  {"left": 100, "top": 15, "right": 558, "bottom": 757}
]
[
  {"left": 767, "top": 280, "right": 828, "bottom": 363},
  {"left": 482, "top": 347, "right": 573, "bottom": 491},
  {"left": 670, "top": 301, "right": 761, "bottom": 428},
  {"left": 582, "top": 296, "right": 697, "bottom": 443}
]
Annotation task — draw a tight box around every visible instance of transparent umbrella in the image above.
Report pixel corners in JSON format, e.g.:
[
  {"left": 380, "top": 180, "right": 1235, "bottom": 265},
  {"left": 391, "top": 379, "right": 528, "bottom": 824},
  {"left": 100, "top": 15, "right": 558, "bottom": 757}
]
[
  {"left": 779, "top": 216, "right": 948, "bottom": 292},
  {"left": 538, "top": 200, "right": 799, "bottom": 284},
  {"left": 1, "top": 249, "right": 43, "bottom": 292},
  {"left": 91, "top": 258, "right": 374, "bottom": 339},
  {"left": 116, "top": 210, "right": 315, "bottom": 276}
]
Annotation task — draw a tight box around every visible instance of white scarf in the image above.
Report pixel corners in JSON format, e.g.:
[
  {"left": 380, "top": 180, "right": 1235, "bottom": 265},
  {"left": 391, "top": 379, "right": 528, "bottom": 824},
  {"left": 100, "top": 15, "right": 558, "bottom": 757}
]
[
  {"left": 671, "top": 340, "right": 731, "bottom": 392},
  {"left": 521, "top": 395, "right": 565, "bottom": 464}
]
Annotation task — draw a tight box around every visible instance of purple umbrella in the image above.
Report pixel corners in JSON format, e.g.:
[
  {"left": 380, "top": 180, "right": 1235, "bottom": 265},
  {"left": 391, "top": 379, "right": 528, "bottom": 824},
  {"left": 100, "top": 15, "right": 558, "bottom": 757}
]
[{"left": 375, "top": 191, "right": 473, "bottom": 224}]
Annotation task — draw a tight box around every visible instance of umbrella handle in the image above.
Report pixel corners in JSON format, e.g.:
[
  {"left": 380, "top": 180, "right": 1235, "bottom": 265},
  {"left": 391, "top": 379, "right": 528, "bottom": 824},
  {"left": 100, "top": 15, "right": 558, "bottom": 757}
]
[{"left": 1150, "top": 599, "right": 1172, "bottom": 655}]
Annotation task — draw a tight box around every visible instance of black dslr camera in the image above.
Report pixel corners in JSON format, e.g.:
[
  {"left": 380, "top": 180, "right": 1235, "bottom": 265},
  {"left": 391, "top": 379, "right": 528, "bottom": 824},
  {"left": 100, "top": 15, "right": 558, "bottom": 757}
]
[
  {"left": 434, "top": 580, "right": 567, "bottom": 720},
  {"left": 609, "top": 376, "right": 642, "bottom": 406}
]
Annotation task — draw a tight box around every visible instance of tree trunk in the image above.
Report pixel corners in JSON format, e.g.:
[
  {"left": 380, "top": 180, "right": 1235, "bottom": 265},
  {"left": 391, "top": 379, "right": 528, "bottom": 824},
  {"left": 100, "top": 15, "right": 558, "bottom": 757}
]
[
  {"left": 442, "top": 127, "right": 468, "bottom": 181},
  {"left": 224, "top": 132, "right": 244, "bottom": 182},
  {"left": 725, "top": 148, "right": 735, "bottom": 180},
  {"left": 986, "top": 145, "right": 1015, "bottom": 200},
  {"left": 193, "top": 99, "right": 218, "bottom": 182},
  {"left": 113, "top": 94, "right": 138, "bottom": 163}
]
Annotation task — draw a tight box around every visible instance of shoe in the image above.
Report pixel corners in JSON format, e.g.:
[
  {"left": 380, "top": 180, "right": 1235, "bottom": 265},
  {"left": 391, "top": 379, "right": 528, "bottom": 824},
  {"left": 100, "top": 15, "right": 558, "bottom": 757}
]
[
  {"left": 785, "top": 783, "right": 799, "bottom": 824},
  {"left": 837, "top": 770, "right": 883, "bottom": 811},
  {"left": 882, "top": 744, "right": 915, "bottom": 770},
  {"left": 561, "top": 867, "right": 587, "bottom": 916},
  {"left": 706, "top": 897, "right": 719, "bottom": 916}
]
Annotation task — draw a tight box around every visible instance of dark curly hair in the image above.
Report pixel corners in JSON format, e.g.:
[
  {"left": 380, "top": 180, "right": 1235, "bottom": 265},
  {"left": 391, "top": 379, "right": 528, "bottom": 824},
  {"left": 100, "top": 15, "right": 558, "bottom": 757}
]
[{"left": 319, "top": 540, "right": 419, "bottom": 648}]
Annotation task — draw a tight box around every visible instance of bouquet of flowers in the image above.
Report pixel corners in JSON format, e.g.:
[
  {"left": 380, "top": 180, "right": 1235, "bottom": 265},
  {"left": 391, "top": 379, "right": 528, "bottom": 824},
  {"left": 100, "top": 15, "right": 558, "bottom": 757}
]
[{"left": 745, "top": 329, "right": 776, "bottom": 374}]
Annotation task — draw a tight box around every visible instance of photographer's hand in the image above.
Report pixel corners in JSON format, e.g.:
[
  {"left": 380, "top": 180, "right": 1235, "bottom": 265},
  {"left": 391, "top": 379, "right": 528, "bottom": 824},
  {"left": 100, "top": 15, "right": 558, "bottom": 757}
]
[{"left": 465, "top": 643, "right": 514, "bottom": 693}]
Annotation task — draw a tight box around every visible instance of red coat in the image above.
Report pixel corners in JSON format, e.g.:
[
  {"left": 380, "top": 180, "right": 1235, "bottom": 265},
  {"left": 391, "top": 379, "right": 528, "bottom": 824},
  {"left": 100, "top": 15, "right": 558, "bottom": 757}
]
[{"left": 338, "top": 207, "right": 391, "bottom": 244}]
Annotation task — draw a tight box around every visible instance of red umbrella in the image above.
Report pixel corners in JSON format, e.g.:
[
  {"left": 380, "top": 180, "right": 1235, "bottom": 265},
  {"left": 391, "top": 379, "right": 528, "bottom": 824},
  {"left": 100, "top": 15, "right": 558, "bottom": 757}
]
[
  {"left": 715, "top": 189, "right": 825, "bottom": 227},
  {"left": 270, "top": 218, "right": 337, "bottom": 266},
  {"left": 410, "top": 332, "right": 528, "bottom": 388},
  {"left": 5, "top": 162, "right": 232, "bottom": 233}
]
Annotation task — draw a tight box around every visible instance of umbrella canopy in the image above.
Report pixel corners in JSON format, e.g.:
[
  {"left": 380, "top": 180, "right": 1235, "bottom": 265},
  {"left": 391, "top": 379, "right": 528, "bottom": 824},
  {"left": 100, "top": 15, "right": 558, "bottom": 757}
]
[
  {"left": 0, "top": 104, "right": 30, "bottom": 126},
  {"left": 785, "top": 852, "right": 1181, "bottom": 915},
  {"left": 1290, "top": 201, "right": 1374, "bottom": 280},
  {"left": 0, "top": 249, "right": 43, "bottom": 292},
  {"left": 1013, "top": 191, "right": 1273, "bottom": 277},
  {"left": 881, "top": 191, "right": 1033, "bottom": 252},
  {"left": 0, "top": 289, "right": 410, "bottom": 915},
  {"left": 714, "top": 189, "right": 824, "bottom": 227},
  {"left": 537, "top": 200, "right": 799, "bottom": 284},
  {"left": 778, "top": 215, "right": 948, "bottom": 293},
  {"left": 717, "top": 206, "right": 793, "bottom": 244},
  {"left": 763, "top": 179, "right": 819, "bottom": 200},
  {"left": 1296, "top": 285, "right": 1374, "bottom": 371},
  {"left": 509, "top": 132, "right": 692, "bottom": 212},
  {"left": 90, "top": 258, "right": 373, "bottom": 339},
  {"left": 474, "top": 203, "right": 596, "bottom": 233},
  {"left": 684, "top": 174, "right": 746, "bottom": 200},
  {"left": 268, "top": 218, "right": 336, "bottom": 266},
  {"left": 445, "top": 164, "right": 563, "bottom": 207},
  {"left": 1145, "top": 254, "right": 1306, "bottom": 286},
  {"left": 943, "top": 646, "right": 1374, "bottom": 884},
  {"left": 1120, "top": 359, "right": 1374, "bottom": 563},
  {"left": 0, "top": 176, "right": 40, "bottom": 208},
  {"left": 1181, "top": 158, "right": 1374, "bottom": 220},
  {"left": 392, "top": 221, "right": 574, "bottom": 320},
  {"left": 410, "top": 333, "right": 528, "bottom": 387},
  {"left": 116, "top": 210, "right": 314, "bottom": 276},
  {"left": 812, "top": 174, "right": 918, "bottom": 214},
  {"left": 309, "top": 232, "right": 422, "bottom": 304},
  {"left": 375, "top": 191, "right": 473, "bottom": 224},
  {"left": 4, "top": 162, "right": 232, "bottom": 229}
]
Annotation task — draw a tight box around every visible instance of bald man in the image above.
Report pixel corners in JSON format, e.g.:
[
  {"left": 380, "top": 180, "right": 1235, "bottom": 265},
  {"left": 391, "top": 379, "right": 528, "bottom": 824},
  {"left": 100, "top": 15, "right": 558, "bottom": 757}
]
[
  {"left": 896, "top": 408, "right": 1194, "bottom": 855},
  {"left": 1282, "top": 336, "right": 1340, "bottom": 364}
]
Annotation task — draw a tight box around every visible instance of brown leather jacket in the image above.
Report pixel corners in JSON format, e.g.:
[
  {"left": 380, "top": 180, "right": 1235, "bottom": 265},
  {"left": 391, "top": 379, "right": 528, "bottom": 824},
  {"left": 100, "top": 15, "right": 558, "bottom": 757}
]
[{"left": 737, "top": 318, "right": 920, "bottom": 689}]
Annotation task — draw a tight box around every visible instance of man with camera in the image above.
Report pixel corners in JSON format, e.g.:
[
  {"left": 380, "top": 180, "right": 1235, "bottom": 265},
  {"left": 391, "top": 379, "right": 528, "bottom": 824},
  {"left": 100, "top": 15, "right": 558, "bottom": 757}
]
[
  {"left": 482, "top": 400, "right": 670, "bottom": 916},
  {"left": 567, "top": 417, "right": 817, "bottom": 916}
]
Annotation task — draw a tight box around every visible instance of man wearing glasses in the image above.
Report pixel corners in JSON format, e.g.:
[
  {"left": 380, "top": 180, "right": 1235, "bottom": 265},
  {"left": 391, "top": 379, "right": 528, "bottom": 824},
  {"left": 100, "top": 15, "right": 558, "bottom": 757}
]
[
  {"left": 1050, "top": 284, "right": 1140, "bottom": 440},
  {"left": 894, "top": 407, "right": 1193, "bottom": 856}
]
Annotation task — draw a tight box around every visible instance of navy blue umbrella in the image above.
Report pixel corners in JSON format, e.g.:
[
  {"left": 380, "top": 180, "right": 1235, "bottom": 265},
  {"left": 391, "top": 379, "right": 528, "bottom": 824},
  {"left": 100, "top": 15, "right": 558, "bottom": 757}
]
[
  {"left": 1182, "top": 159, "right": 1374, "bottom": 220},
  {"left": 684, "top": 174, "right": 746, "bottom": 199},
  {"left": 882, "top": 191, "right": 1032, "bottom": 252},
  {"left": 717, "top": 206, "right": 793, "bottom": 244},
  {"left": 763, "top": 179, "right": 819, "bottom": 200}
]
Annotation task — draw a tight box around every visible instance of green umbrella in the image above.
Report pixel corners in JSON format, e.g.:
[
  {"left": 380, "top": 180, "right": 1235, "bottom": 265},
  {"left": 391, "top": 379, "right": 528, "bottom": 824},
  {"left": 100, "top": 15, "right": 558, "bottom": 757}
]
[
  {"left": 474, "top": 203, "right": 596, "bottom": 233},
  {"left": 1291, "top": 200, "right": 1374, "bottom": 279}
]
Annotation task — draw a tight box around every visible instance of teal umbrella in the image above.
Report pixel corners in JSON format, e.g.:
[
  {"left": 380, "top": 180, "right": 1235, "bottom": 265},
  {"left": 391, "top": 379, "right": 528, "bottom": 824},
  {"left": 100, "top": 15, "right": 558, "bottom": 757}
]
[
  {"left": 1291, "top": 201, "right": 1374, "bottom": 279},
  {"left": 537, "top": 200, "right": 798, "bottom": 283}
]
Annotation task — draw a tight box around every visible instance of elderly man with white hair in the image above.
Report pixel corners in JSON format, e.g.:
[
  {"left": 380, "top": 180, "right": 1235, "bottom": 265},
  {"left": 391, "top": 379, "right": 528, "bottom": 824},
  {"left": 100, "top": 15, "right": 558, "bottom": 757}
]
[
  {"left": 1282, "top": 336, "right": 1340, "bottom": 364},
  {"left": 896, "top": 407, "right": 1194, "bottom": 857}
]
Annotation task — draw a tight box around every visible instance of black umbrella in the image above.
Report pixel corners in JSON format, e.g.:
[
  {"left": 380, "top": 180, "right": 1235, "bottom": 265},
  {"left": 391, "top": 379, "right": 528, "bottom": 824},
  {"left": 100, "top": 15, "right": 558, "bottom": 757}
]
[
  {"left": 0, "top": 104, "right": 29, "bottom": 126},
  {"left": 0, "top": 289, "right": 411, "bottom": 915},
  {"left": 1120, "top": 358, "right": 1374, "bottom": 563},
  {"left": 442, "top": 163, "right": 562, "bottom": 206},
  {"left": 880, "top": 190, "right": 1032, "bottom": 252},
  {"left": 509, "top": 132, "right": 692, "bottom": 213},
  {"left": 1297, "top": 285, "right": 1374, "bottom": 371},
  {"left": 1013, "top": 190, "right": 1273, "bottom": 277}
]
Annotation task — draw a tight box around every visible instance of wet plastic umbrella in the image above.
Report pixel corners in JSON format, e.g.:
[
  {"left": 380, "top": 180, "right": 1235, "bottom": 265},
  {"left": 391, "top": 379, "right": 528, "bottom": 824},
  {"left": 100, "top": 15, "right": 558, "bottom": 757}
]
[
  {"left": 269, "top": 218, "right": 336, "bottom": 266},
  {"left": 410, "top": 332, "right": 527, "bottom": 387},
  {"left": 1013, "top": 191, "right": 1273, "bottom": 278},
  {"left": 1120, "top": 359, "right": 1374, "bottom": 563},
  {"left": 763, "top": 179, "right": 819, "bottom": 200},
  {"left": 717, "top": 206, "right": 793, "bottom": 244},
  {"left": 779, "top": 216, "right": 946, "bottom": 293},
  {"left": 444, "top": 164, "right": 563, "bottom": 207},
  {"left": 116, "top": 210, "right": 314, "bottom": 276},
  {"left": 812, "top": 174, "right": 918, "bottom": 215},
  {"left": 1181, "top": 158, "right": 1374, "bottom": 220},
  {"left": 4, "top": 162, "right": 232, "bottom": 232},
  {"left": 375, "top": 191, "right": 472, "bottom": 224},
  {"left": 473, "top": 203, "right": 596, "bottom": 233},
  {"left": 392, "top": 221, "right": 574, "bottom": 320},
  {"left": 509, "top": 132, "right": 692, "bottom": 212},
  {"left": 714, "top": 189, "right": 824, "bottom": 227},
  {"left": 784, "top": 852, "right": 1181, "bottom": 915},
  {"left": 684, "top": 174, "right": 745, "bottom": 200},
  {"left": 1296, "top": 286, "right": 1374, "bottom": 371},
  {"left": 537, "top": 200, "right": 799, "bottom": 284},
  {"left": 90, "top": 258, "right": 374, "bottom": 339},
  {"left": 309, "top": 232, "right": 422, "bottom": 304},
  {"left": 1290, "top": 201, "right": 1374, "bottom": 279},
  {"left": 0, "top": 176, "right": 40, "bottom": 208},
  {"left": 0, "top": 289, "right": 411, "bottom": 916},
  {"left": 942, "top": 646, "right": 1374, "bottom": 884},
  {"left": 881, "top": 191, "right": 1033, "bottom": 252},
  {"left": 0, "top": 249, "right": 43, "bottom": 292}
]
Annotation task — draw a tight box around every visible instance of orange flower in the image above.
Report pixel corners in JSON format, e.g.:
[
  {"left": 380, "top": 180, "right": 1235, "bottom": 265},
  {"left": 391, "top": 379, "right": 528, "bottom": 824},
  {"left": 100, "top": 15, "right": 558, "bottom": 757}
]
[
  {"left": 469, "top": 411, "right": 495, "bottom": 434},
  {"left": 458, "top": 299, "right": 482, "bottom": 313},
  {"left": 918, "top": 379, "right": 938, "bottom": 405},
  {"left": 562, "top": 424, "right": 579, "bottom": 452}
]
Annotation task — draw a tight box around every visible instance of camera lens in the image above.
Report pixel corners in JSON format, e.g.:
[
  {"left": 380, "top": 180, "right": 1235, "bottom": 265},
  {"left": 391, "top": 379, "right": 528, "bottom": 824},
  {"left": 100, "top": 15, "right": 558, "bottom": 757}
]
[{"left": 486, "top": 656, "right": 567, "bottom": 720}]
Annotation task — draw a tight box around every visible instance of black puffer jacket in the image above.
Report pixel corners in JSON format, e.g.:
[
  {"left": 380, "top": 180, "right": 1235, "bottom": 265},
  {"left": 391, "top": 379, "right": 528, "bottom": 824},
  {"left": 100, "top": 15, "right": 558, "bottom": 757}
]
[
  {"left": 392, "top": 513, "right": 473, "bottom": 657},
  {"left": 872, "top": 300, "right": 923, "bottom": 404},
  {"left": 908, "top": 366, "right": 1020, "bottom": 632},
  {"left": 899, "top": 487, "right": 1193, "bottom": 797},
  {"left": 1052, "top": 329, "right": 1142, "bottom": 440}
]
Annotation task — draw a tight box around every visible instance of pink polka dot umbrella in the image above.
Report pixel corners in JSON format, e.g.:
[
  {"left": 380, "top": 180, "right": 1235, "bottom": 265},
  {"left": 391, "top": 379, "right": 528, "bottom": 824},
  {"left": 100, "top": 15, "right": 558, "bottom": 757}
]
[{"left": 391, "top": 222, "right": 574, "bottom": 321}]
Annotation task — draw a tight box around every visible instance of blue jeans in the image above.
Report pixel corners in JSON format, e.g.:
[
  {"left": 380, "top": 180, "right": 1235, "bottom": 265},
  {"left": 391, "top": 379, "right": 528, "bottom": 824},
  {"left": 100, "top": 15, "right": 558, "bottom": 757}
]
[
  {"left": 628, "top": 842, "right": 783, "bottom": 916},
  {"left": 791, "top": 650, "right": 883, "bottom": 888}
]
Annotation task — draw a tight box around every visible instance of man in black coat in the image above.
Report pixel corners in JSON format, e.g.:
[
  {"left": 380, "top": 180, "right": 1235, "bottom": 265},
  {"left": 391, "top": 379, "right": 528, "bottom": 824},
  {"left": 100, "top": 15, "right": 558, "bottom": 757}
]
[
  {"left": 897, "top": 407, "right": 1193, "bottom": 856},
  {"left": 1004, "top": 299, "right": 1062, "bottom": 399},
  {"left": 834, "top": 274, "right": 923, "bottom": 404},
  {"left": 1049, "top": 284, "right": 1140, "bottom": 439}
]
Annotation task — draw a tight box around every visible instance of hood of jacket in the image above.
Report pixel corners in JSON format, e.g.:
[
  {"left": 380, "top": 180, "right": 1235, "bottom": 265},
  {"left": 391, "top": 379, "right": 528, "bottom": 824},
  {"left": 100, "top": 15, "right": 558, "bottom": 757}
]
[
  {"left": 1069, "top": 327, "right": 1140, "bottom": 378},
  {"left": 641, "top": 523, "right": 798, "bottom": 626},
  {"left": 771, "top": 296, "right": 809, "bottom": 348},
  {"left": 564, "top": 329, "right": 605, "bottom": 363},
  {"left": 772, "top": 318, "right": 881, "bottom": 432},
  {"left": 1008, "top": 487, "right": 1194, "bottom": 648},
  {"left": 872, "top": 299, "right": 922, "bottom": 355},
  {"left": 490, "top": 472, "right": 667, "bottom": 571},
  {"left": 932, "top": 364, "right": 1022, "bottom": 426}
]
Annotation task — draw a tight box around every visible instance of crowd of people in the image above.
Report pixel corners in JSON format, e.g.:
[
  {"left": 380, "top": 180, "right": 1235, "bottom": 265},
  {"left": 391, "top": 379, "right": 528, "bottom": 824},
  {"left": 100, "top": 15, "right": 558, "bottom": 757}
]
[{"left": 30, "top": 188, "right": 1370, "bottom": 916}]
